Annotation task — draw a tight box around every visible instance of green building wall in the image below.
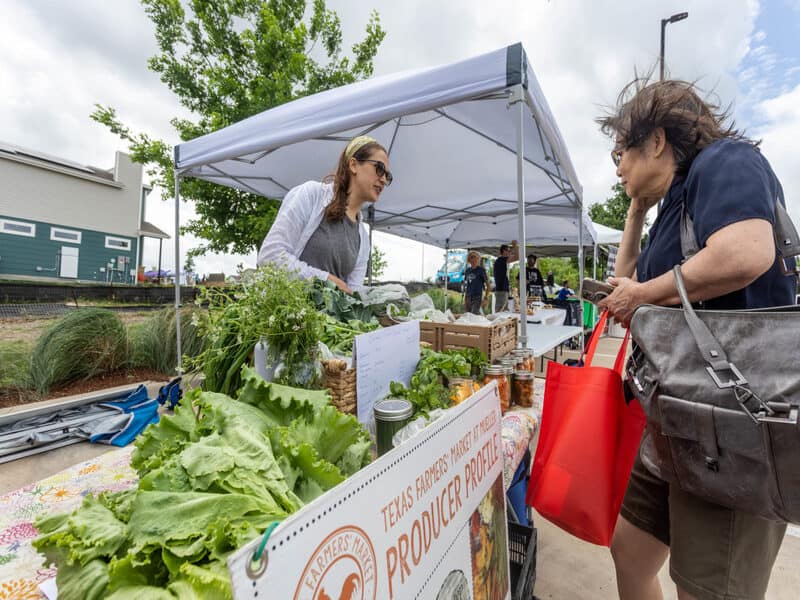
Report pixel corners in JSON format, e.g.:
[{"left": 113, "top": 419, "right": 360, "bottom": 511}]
[{"left": 0, "top": 215, "right": 138, "bottom": 283}]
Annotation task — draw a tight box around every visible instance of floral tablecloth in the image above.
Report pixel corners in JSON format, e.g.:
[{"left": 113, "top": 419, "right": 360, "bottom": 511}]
[
  {"left": 0, "top": 446, "right": 137, "bottom": 600},
  {"left": 500, "top": 377, "right": 544, "bottom": 489}
]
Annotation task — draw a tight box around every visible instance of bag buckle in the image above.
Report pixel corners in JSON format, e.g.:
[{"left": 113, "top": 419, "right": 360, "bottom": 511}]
[
  {"left": 706, "top": 363, "right": 747, "bottom": 389},
  {"left": 756, "top": 402, "right": 799, "bottom": 426}
]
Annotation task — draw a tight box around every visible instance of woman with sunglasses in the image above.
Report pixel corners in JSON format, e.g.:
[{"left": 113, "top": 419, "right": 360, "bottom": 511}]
[
  {"left": 257, "top": 135, "right": 392, "bottom": 294},
  {"left": 597, "top": 79, "right": 796, "bottom": 600}
]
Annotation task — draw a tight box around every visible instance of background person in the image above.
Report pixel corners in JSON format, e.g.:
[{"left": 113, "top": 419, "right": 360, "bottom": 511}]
[
  {"left": 257, "top": 135, "right": 391, "bottom": 294},
  {"left": 555, "top": 280, "right": 575, "bottom": 302},
  {"left": 597, "top": 77, "right": 797, "bottom": 600},
  {"left": 525, "top": 254, "right": 545, "bottom": 299},
  {"left": 463, "top": 250, "right": 490, "bottom": 314},
  {"left": 493, "top": 241, "right": 519, "bottom": 311}
]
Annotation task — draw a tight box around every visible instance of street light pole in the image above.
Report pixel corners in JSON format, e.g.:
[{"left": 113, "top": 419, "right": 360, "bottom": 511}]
[{"left": 660, "top": 12, "right": 688, "bottom": 80}]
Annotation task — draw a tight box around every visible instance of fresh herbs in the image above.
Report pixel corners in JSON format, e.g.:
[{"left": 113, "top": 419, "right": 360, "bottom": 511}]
[
  {"left": 34, "top": 368, "right": 371, "bottom": 599},
  {"left": 188, "top": 264, "right": 324, "bottom": 393},
  {"left": 321, "top": 316, "right": 380, "bottom": 356},
  {"left": 389, "top": 348, "right": 488, "bottom": 416}
]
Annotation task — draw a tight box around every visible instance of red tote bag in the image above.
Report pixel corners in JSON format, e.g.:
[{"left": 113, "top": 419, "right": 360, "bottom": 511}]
[{"left": 526, "top": 311, "right": 645, "bottom": 546}]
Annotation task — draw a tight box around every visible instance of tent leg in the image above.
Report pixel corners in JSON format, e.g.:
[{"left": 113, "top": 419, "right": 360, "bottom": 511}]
[
  {"left": 593, "top": 243, "right": 597, "bottom": 280},
  {"left": 513, "top": 85, "right": 528, "bottom": 348},
  {"left": 577, "top": 204, "right": 584, "bottom": 351},
  {"left": 174, "top": 172, "right": 183, "bottom": 376},
  {"left": 444, "top": 243, "right": 450, "bottom": 312},
  {"left": 368, "top": 205, "right": 375, "bottom": 286}
]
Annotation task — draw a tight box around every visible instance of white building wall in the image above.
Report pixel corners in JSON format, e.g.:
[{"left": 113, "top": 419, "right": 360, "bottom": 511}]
[{"left": 0, "top": 151, "right": 142, "bottom": 238}]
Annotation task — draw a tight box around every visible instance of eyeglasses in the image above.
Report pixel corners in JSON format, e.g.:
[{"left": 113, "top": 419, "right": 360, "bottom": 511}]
[
  {"left": 611, "top": 148, "right": 624, "bottom": 167},
  {"left": 358, "top": 159, "right": 393, "bottom": 186}
]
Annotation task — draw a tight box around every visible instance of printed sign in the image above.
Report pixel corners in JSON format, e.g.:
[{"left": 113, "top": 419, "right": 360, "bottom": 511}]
[
  {"left": 228, "top": 382, "right": 510, "bottom": 600},
  {"left": 354, "top": 321, "right": 420, "bottom": 424}
]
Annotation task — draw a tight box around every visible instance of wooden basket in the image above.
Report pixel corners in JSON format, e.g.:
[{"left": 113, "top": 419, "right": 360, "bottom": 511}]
[
  {"left": 321, "top": 359, "right": 356, "bottom": 415},
  {"left": 419, "top": 316, "right": 518, "bottom": 362}
]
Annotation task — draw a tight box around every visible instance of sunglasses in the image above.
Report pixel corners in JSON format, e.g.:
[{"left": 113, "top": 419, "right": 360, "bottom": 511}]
[{"left": 358, "top": 159, "right": 393, "bottom": 186}]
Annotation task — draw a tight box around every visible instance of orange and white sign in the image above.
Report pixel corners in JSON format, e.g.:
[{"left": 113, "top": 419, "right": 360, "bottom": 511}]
[{"left": 228, "top": 382, "right": 510, "bottom": 600}]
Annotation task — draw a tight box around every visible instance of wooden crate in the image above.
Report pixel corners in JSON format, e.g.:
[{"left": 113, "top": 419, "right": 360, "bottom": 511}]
[
  {"left": 419, "top": 316, "right": 518, "bottom": 362},
  {"left": 321, "top": 359, "right": 356, "bottom": 415}
]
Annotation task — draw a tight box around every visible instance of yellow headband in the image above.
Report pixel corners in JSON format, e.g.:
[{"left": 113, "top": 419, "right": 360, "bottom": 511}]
[{"left": 344, "top": 135, "right": 378, "bottom": 161}]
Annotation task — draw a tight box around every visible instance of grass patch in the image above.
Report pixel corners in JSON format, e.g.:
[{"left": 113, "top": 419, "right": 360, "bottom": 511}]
[
  {"left": 128, "top": 308, "right": 206, "bottom": 375},
  {"left": 29, "top": 309, "right": 128, "bottom": 394},
  {"left": 0, "top": 340, "right": 33, "bottom": 389}
]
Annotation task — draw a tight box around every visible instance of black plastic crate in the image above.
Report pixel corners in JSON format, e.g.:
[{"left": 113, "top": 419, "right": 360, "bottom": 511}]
[{"left": 508, "top": 521, "right": 538, "bottom": 600}]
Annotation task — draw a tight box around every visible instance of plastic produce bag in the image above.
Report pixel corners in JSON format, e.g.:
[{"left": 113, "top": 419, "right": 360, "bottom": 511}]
[
  {"left": 362, "top": 284, "right": 410, "bottom": 316},
  {"left": 392, "top": 408, "right": 447, "bottom": 448}
]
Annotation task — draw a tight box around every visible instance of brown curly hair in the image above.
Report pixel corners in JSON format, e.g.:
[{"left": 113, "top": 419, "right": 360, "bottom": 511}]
[
  {"left": 596, "top": 77, "right": 756, "bottom": 174},
  {"left": 323, "top": 141, "right": 387, "bottom": 222}
]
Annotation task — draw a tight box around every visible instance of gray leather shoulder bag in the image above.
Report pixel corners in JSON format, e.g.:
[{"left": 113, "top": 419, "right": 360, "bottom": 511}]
[{"left": 628, "top": 200, "right": 800, "bottom": 522}]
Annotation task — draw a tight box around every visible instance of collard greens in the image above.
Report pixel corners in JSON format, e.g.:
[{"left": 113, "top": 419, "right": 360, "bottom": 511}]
[{"left": 34, "top": 367, "right": 371, "bottom": 599}]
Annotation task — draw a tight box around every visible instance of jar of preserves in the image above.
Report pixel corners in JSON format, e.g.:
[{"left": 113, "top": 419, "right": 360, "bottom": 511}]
[
  {"left": 512, "top": 371, "right": 535, "bottom": 408},
  {"left": 374, "top": 398, "right": 414, "bottom": 456},
  {"left": 448, "top": 377, "right": 475, "bottom": 405},
  {"left": 483, "top": 366, "right": 510, "bottom": 412}
]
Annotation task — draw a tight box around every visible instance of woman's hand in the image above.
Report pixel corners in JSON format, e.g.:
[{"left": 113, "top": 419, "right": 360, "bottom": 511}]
[
  {"left": 597, "top": 277, "right": 645, "bottom": 327},
  {"left": 327, "top": 274, "right": 353, "bottom": 295}
]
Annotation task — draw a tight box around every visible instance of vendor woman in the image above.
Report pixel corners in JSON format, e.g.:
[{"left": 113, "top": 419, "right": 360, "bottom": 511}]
[{"left": 257, "top": 135, "right": 392, "bottom": 294}]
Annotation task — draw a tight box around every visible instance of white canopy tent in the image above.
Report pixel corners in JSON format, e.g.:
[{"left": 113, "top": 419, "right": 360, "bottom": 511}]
[{"left": 172, "top": 43, "right": 589, "bottom": 370}]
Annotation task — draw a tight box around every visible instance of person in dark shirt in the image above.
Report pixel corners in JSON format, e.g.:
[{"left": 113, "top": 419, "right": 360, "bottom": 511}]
[
  {"left": 525, "top": 254, "right": 545, "bottom": 298},
  {"left": 493, "top": 241, "right": 519, "bottom": 311},
  {"left": 597, "top": 78, "right": 797, "bottom": 600},
  {"left": 463, "top": 250, "right": 489, "bottom": 314}
]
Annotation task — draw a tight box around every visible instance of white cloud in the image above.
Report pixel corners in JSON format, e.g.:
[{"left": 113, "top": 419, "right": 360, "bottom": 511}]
[
  {"left": 754, "top": 83, "right": 800, "bottom": 226},
  {"left": 6, "top": 0, "right": 798, "bottom": 281}
]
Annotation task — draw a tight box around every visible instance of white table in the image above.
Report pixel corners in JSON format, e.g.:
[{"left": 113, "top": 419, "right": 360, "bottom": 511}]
[
  {"left": 522, "top": 324, "right": 583, "bottom": 372},
  {"left": 526, "top": 308, "right": 566, "bottom": 326}
]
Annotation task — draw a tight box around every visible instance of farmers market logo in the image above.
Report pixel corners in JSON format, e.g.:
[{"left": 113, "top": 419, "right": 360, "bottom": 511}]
[{"left": 295, "top": 526, "right": 377, "bottom": 600}]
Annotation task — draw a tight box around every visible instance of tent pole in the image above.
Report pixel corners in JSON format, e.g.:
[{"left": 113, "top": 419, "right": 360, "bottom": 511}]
[
  {"left": 577, "top": 204, "right": 585, "bottom": 351},
  {"left": 368, "top": 205, "right": 375, "bottom": 286},
  {"left": 444, "top": 241, "right": 450, "bottom": 312},
  {"left": 593, "top": 243, "right": 598, "bottom": 280},
  {"left": 513, "top": 85, "right": 528, "bottom": 348},
  {"left": 174, "top": 171, "right": 183, "bottom": 376}
]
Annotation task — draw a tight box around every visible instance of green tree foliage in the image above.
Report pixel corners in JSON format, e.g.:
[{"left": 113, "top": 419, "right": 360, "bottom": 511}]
[
  {"left": 368, "top": 244, "right": 387, "bottom": 280},
  {"left": 589, "top": 183, "right": 632, "bottom": 231},
  {"left": 92, "top": 0, "right": 386, "bottom": 259}
]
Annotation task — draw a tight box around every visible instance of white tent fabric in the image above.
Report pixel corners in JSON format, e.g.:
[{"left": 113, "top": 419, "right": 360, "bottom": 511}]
[
  {"left": 171, "top": 43, "right": 590, "bottom": 367},
  {"left": 175, "top": 43, "right": 589, "bottom": 247},
  {"left": 593, "top": 222, "right": 624, "bottom": 245}
]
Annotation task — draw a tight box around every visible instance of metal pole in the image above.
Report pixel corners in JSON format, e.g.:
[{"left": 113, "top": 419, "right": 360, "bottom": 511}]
[
  {"left": 157, "top": 238, "right": 163, "bottom": 285},
  {"left": 593, "top": 243, "right": 597, "bottom": 280},
  {"left": 660, "top": 19, "right": 667, "bottom": 81},
  {"left": 513, "top": 85, "right": 528, "bottom": 348},
  {"left": 174, "top": 171, "right": 183, "bottom": 375},
  {"left": 577, "top": 205, "right": 585, "bottom": 351},
  {"left": 444, "top": 242, "right": 450, "bottom": 312},
  {"left": 367, "top": 205, "right": 375, "bottom": 285}
]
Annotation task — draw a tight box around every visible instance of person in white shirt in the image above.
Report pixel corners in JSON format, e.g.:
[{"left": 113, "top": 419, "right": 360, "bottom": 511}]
[{"left": 257, "top": 135, "right": 392, "bottom": 294}]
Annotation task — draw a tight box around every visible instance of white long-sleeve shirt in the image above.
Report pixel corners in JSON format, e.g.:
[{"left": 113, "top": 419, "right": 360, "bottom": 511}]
[{"left": 257, "top": 181, "right": 371, "bottom": 292}]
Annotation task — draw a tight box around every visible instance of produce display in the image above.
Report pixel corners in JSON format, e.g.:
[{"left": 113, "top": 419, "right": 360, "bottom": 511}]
[
  {"left": 189, "top": 265, "right": 325, "bottom": 394},
  {"left": 33, "top": 367, "right": 371, "bottom": 599},
  {"left": 321, "top": 315, "right": 380, "bottom": 356},
  {"left": 389, "top": 348, "right": 487, "bottom": 416}
]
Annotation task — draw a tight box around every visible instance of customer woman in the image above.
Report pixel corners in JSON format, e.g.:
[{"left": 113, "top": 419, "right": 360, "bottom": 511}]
[
  {"left": 257, "top": 135, "right": 392, "bottom": 294},
  {"left": 597, "top": 79, "right": 796, "bottom": 600}
]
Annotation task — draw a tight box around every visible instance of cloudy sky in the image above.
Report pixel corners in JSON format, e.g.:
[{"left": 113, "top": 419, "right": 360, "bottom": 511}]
[{"left": 2, "top": 0, "right": 799, "bottom": 280}]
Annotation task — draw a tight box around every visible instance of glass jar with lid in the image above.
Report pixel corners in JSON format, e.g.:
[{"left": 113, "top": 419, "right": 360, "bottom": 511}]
[
  {"left": 374, "top": 398, "right": 414, "bottom": 456},
  {"left": 448, "top": 376, "right": 475, "bottom": 405},
  {"left": 483, "top": 365, "right": 510, "bottom": 412},
  {"left": 512, "top": 371, "right": 535, "bottom": 408}
]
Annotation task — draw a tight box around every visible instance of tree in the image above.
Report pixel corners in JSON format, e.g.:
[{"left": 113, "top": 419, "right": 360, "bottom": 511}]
[
  {"left": 589, "top": 183, "right": 633, "bottom": 231},
  {"left": 368, "top": 245, "right": 387, "bottom": 280},
  {"left": 92, "top": 0, "right": 386, "bottom": 259}
]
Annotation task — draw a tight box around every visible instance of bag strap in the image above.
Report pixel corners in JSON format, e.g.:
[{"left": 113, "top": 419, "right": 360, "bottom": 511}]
[
  {"left": 680, "top": 189, "right": 800, "bottom": 275},
  {"left": 582, "top": 310, "right": 630, "bottom": 376}
]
